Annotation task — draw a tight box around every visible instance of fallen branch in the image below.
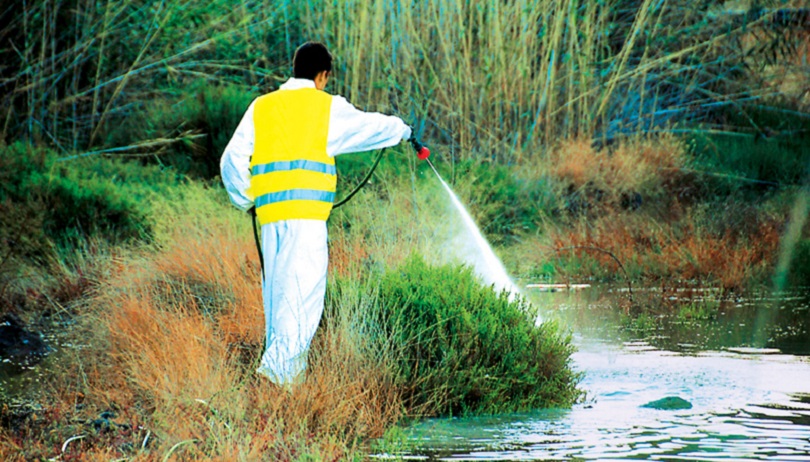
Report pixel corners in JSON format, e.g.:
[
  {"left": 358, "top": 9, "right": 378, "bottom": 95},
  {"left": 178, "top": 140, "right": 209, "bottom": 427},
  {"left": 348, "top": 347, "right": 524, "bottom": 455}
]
[{"left": 553, "top": 245, "right": 633, "bottom": 299}]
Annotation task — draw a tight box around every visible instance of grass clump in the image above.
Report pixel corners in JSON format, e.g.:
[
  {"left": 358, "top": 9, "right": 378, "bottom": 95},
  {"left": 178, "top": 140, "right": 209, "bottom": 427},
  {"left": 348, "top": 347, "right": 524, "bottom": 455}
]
[
  {"left": 545, "top": 135, "right": 691, "bottom": 216},
  {"left": 0, "top": 184, "right": 401, "bottom": 460},
  {"left": 0, "top": 142, "right": 185, "bottom": 254},
  {"left": 0, "top": 142, "right": 187, "bottom": 325},
  {"left": 378, "top": 255, "right": 582, "bottom": 416}
]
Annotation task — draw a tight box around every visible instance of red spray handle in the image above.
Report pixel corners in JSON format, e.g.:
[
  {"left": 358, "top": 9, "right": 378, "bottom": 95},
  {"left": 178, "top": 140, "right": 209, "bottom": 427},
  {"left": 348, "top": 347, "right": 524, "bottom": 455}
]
[{"left": 411, "top": 138, "right": 430, "bottom": 160}]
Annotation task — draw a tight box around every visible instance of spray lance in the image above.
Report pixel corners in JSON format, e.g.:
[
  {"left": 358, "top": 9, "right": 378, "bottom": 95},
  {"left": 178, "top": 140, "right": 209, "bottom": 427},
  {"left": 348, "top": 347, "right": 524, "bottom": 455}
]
[{"left": 250, "top": 135, "right": 431, "bottom": 277}]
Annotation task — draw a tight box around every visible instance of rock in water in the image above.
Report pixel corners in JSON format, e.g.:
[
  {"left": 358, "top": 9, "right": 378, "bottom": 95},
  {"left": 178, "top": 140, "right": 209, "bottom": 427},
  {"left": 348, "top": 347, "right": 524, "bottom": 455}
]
[
  {"left": 0, "top": 313, "right": 48, "bottom": 366},
  {"left": 641, "top": 396, "right": 692, "bottom": 410}
]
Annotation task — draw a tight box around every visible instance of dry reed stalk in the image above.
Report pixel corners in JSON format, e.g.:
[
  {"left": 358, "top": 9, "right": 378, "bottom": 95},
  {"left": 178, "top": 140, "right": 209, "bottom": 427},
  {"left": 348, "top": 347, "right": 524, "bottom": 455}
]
[
  {"left": 4, "top": 0, "right": 285, "bottom": 151},
  {"left": 7, "top": 0, "right": 804, "bottom": 165}
]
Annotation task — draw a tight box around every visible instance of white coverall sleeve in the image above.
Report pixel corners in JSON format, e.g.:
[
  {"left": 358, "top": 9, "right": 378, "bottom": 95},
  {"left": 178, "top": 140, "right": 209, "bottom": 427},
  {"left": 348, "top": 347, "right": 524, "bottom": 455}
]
[
  {"left": 220, "top": 101, "right": 256, "bottom": 212},
  {"left": 326, "top": 96, "right": 412, "bottom": 157}
]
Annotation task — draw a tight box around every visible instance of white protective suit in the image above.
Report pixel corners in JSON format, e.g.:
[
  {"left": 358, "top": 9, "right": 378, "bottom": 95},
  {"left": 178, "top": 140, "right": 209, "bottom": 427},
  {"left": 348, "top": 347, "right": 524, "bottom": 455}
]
[{"left": 220, "top": 78, "right": 411, "bottom": 385}]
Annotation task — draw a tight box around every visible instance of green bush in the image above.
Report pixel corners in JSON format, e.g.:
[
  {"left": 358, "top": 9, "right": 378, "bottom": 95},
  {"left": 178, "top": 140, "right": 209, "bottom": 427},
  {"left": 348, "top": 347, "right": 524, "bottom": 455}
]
[
  {"left": 377, "top": 255, "right": 582, "bottom": 416},
  {"left": 0, "top": 142, "right": 186, "bottom": 260},
  {"left": 789, "top": 239, "right": 810, "bottom": 288},
  {"left": 691, "top": 105, "right": 810, "bottom": 189}
]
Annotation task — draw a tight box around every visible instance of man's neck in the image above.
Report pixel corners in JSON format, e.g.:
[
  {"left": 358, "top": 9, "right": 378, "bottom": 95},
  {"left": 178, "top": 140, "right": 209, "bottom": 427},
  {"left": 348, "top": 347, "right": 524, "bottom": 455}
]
[{"left": 280, "top": 78, "right": 316, "bottom": 91}]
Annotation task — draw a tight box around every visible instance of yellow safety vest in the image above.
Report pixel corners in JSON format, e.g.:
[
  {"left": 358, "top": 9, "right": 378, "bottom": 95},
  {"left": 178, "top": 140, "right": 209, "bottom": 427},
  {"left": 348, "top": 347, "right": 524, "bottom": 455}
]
[{"left": 248, "top": 88, "right": 335, "bottom": 225}]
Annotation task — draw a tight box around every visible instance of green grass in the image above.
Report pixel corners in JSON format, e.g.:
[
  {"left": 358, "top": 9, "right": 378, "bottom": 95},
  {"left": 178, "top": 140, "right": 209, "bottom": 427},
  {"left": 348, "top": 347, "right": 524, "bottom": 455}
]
[
  {"left": 0, "top": 141, "right": 188, "bottom": 320},
  {"left": 103, "top": 83, "right": 258, "bottom": 178},
  {"left": 0, "top": 142, "right": 186, "bottom": 251}
]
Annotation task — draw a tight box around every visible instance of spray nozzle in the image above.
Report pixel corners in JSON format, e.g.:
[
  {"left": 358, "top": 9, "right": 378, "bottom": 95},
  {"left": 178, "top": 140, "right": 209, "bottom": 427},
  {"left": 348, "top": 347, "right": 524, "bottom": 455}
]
[{"left": 410, "top": 138, "right": 431, "bottom": 160}]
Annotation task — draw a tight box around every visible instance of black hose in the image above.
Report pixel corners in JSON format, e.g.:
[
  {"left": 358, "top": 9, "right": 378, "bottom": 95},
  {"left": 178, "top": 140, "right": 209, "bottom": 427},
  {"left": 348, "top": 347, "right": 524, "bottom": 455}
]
[
  {"left": 250, "top": 207, "right": 264, "bottom": 278},
  {"left": 250, "top": 147, "right": 387, "bottom": 278},
  {"left": 332, "top": 147, "right": 386, "bottom": 209}
]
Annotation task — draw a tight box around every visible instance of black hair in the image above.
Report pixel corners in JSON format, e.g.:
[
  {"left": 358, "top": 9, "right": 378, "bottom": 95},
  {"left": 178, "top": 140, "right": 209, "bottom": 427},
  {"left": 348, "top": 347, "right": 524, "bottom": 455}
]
[{"left": 293, "top": 42, "right": 332, "bottom": 80}]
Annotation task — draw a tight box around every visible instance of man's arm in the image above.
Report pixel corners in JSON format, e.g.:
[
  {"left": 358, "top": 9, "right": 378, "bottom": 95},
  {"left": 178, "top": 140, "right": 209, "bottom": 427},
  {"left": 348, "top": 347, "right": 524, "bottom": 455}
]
[
  {"left": 220, "top": 101, "right": 256, "bottom": 212},
  {"left": 327, "top": 96, "right": 412, "bottom": 157}
]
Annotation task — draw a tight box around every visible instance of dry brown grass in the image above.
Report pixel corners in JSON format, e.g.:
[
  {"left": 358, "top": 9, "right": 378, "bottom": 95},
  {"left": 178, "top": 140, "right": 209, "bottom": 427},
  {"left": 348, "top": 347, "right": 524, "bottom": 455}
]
[
  {"left": 545, "top": 135, "right": 689, "bottom": 212},
  {"left": 502, "top": 135, "right": 787, "bottom": 291},
  {"left": 539, "top": 207, "right": 783, "bottom": 291},
  {"left": 551, "top": 135, "right": 687, "bottom": 192},
  {"left": 1, "top": 191, "right": 403, "bottom": 460}
]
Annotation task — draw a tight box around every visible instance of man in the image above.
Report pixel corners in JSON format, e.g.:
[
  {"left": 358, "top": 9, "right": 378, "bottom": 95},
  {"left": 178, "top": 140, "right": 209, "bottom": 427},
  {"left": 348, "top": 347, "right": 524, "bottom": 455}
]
[{"left": 220, "top": 42, "right": 413, "bottom": 386}]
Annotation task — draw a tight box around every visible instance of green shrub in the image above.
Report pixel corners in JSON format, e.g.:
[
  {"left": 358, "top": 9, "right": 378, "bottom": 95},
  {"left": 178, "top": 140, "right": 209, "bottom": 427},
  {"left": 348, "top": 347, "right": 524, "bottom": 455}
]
[
  {"left": 377, "top": 255, "right": 582, "bottom": 416},
  {"left": 691, "top": 106, "right": 810, "bottom": 189},
  {"left": 789, "top": 239, "right": 810, "bottom": 288},
  {"left": 0, "top": 143, "right": 51, "bottom": 262},
  {"left": 0, "top": 142, "right": 186, "bottom": 258}
]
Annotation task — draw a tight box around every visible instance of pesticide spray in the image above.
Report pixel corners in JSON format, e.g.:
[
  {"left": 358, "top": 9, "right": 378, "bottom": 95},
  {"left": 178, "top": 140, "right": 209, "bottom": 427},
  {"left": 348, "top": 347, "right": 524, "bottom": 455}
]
[
  {"left": 257, "top": 138, "right": 522, "bottom": 300},
  {"left": 413, "top": 140, "right": 522, "bottom": 299}
]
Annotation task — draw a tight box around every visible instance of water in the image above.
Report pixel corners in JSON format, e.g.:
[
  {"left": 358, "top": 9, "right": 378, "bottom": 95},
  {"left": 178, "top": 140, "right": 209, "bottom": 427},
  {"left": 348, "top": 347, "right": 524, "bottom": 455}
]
[
  {"left": 427, "top": 160, "right": 521, "bottom": 298},
  {"left": 386, "top": 289, "right": 810, "bottom": 461}
]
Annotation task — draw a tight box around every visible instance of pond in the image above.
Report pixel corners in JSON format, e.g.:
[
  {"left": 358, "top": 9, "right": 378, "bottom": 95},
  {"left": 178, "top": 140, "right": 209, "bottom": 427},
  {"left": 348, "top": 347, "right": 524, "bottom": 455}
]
[{"left": 386, "top": 287, "right": 810, "bottom": 461}]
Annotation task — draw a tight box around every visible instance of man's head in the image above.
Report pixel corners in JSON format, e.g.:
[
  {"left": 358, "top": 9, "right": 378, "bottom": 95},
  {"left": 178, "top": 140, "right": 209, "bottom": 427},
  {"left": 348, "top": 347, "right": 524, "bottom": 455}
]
[{"left": 293, "top": 42, "right": 332, "bottom": 90}]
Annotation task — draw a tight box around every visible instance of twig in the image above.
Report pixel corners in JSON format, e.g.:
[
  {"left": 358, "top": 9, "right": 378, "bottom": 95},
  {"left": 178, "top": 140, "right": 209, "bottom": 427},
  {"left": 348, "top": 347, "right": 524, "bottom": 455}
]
[
  {"left": 61, "top": 434, "right": 86, "bottom": 453},
  {"left": 658, "top": 166, "right": 783, "bottom": 187},
  {"left": 141, "top": 430, "right": 151, "bottom": 450},
  {"left": 553, "top": 245, "right": 633, "bottom": 299},
  {"left": 56, "top": 133, "right": 205, "bottom": 162}
]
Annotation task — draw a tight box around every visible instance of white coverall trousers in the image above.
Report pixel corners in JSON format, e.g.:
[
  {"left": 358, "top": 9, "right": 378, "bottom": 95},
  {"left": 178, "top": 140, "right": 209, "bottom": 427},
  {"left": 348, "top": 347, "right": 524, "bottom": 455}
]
[{"left": 256, "top": 219, "right": 328, "bottom": 384}]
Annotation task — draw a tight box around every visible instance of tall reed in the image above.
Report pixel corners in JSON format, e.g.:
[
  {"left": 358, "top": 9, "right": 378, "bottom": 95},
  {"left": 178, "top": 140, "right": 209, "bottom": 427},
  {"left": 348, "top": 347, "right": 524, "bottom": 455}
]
[
  {"left": 301, "top": 0, "right": 803, "bottom": 161},
  {"left": 1, "top": 0, "right": 288, "bottom": 152},
  {"left": 4, "top": 0, "right": 805, "bottom": 165}
]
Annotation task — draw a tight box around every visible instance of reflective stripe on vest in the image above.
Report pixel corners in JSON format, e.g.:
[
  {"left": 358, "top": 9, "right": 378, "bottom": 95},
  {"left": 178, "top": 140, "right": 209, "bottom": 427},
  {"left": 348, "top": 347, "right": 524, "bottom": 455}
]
[
  {"left": 255, "top": 189, "right": 336, "bottom": 207},
  {"left": 251, "top": 160, "right": 337, "bottom": 176},
  {"left": 248, "top": 88, "right": 334, "bottom": 225}
]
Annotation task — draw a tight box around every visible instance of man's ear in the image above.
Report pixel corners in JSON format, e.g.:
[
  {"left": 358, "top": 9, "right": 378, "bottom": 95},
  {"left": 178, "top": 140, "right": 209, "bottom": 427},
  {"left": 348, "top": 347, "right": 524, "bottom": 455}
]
[{"left": 314, "top": 70, "right": 330, "bottom": 90}]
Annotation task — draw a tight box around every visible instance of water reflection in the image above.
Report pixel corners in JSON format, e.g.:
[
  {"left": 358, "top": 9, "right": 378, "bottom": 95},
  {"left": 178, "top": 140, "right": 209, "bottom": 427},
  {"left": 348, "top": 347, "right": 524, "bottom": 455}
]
[
  {"left": 399, "top": 342, "right": 810, "bottom": 461},
  {"left": 544, "top": 287, "right": 810, "bottom": 355}
]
